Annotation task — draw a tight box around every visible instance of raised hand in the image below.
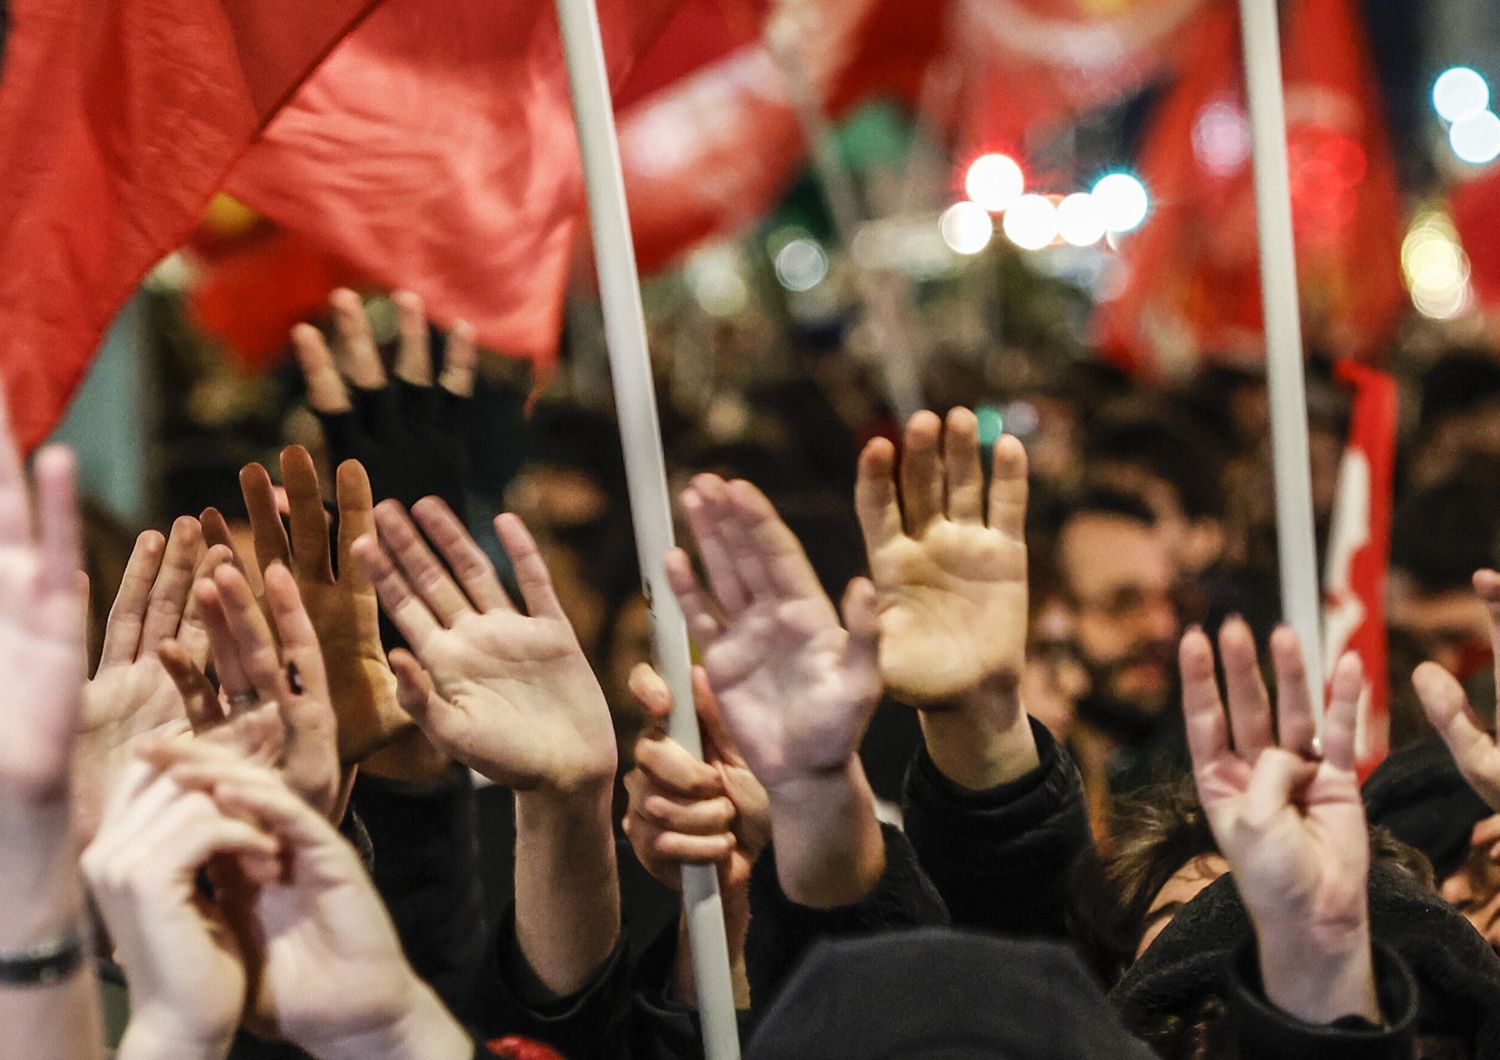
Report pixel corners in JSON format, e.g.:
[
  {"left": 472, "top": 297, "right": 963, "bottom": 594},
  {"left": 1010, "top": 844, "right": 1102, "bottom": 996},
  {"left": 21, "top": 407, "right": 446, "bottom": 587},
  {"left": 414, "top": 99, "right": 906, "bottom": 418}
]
[
  {"left": 1412, "top": 569, "right": 1500, "bottom": 810},
  {"left": 667, "top": 474, "right": 881, "bottom": 792},
  {"left": 75, "top": 517, "right": 227, "bottom": 841},
  {"left": 292, "top": 288, "right": 476, "bottom": 516},
  {"left": 161, "top": 563, "right": 341, "bottom": 817},
  {"left": 353, "top": 499, "right": 616, "bottom": 793},
  {"left": 149, "top": 742, "right": 471, "bottom": 1060},
  {"left": 82, "top": 759, "right": 276, "bottom": 1059},
  {"left": 1179, "top": 619, "right": 1378, "bottom": 1024},
  {"left": 855, "top": 408, "right": 1028, "bottom": 706},
  {"left": 203, "top": 446, "right": 406, "bottom": 763}
]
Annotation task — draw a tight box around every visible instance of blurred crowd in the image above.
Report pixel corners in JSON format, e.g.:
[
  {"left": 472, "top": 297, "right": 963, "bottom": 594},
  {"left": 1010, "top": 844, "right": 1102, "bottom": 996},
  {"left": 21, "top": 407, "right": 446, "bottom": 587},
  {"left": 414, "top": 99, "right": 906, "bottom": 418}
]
[{"left": 9, "top": 285, "right": 1500, "bottom": 1059}]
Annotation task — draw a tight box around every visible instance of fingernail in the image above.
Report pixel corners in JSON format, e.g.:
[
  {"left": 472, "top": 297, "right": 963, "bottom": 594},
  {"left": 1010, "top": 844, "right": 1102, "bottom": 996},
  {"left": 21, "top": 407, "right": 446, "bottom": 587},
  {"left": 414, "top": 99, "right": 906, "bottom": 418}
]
[{"left": 286, "top": 662, "right": 304, "bottom": 695}]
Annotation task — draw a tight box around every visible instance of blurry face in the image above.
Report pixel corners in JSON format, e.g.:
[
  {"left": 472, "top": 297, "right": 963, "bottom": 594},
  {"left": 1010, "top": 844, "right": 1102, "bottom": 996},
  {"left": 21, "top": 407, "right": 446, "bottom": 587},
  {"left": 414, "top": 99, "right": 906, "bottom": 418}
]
[
  {"left": 1389, "top": 573, "right": 1493, "bottom": 684},
  {"left": 1023, "top": 597, "right": 1090, "bottom": 741},
  {"left": 1440, "top": 815, "right": 1500, "bottom": 958},
  {"left": 1136, "top": 854, "right": 1229, "bottom": 958},
  {"left": 1060, "top": 514, "right": 1181, "bottom": 715}
]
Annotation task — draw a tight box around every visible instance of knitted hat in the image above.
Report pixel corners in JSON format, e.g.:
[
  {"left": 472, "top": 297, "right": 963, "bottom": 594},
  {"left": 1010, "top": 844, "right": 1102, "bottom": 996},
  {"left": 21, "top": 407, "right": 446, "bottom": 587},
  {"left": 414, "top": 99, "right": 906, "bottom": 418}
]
[{"left": 1363, "top": 738, "right": 1492, "bottom": 881}]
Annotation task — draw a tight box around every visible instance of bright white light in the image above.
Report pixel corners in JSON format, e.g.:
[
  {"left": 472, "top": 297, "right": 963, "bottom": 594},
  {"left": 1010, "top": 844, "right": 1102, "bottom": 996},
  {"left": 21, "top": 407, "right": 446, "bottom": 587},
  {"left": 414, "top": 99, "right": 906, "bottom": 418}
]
[
  {"left": 685, "top": 246, "right": 749, "bottom": 317},
  {"left": 1434, "top": 67, "right": 1491, "bottom": 124},
  {"left": 964, "top": 153, "right": 1025, "bottom": 213},
  {"left": 774, "top": 238, "right": 830, "bottom": 292},
  {"left": 1401, "top": 208, "right": 1474, "bottom": 321},
  {"left": 1092, "top": 173, "right": 1150, "bottom": 233},
  {"left": 1002, "top": 194, "right": 1059, "bottom": 251},
  {"left": 940, "top": 201, "right": 994, "bottom": 255},
  {"left": 1450, "top": 111, "right": 1500, "bottom": 165},
  {"left": 1056, "top": 192, "right": 1106, "bottom": 247},
  {"left": 1193, "top": 100, "right": 1251, "bottom": 176}
]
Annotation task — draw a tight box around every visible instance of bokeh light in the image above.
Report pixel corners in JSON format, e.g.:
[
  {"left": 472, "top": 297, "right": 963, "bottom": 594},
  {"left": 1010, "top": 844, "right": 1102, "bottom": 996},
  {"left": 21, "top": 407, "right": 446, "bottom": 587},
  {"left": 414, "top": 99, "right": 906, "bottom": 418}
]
[
  {"left": 1433, "top": 67, "right": 1491, "bottom": 125},
  {"left": 940, "top": 201, "right": 994, "bottom": 255},
  {"left": 963, "top": 153, "right": 1025, "bottom": 213},
  {"left": 1449, "top": 110, "right": 1500, "bottom": 165},
  {"left": 1056, "top": 192, "right": 1106, "bottom": 247},
  {"left": 1401, "top": 208, "right": 1473, "bottom": 320},
  {"left": 1091, "top": 173, "right": 1150, "bottom": 233},
  {"left": 773, "top": 238, "right": 830, "bottom": 292},
  {"left": 1001, "top": 194, "right": 1059, "bottom": 251}
]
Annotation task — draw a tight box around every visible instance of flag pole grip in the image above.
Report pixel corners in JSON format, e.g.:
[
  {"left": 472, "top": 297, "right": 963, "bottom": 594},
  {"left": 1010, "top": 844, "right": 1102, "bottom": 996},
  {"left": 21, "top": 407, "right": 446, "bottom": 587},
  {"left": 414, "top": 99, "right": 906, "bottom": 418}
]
[{"left": 553, "top": 0, "right": 742, "bottom": 1055}]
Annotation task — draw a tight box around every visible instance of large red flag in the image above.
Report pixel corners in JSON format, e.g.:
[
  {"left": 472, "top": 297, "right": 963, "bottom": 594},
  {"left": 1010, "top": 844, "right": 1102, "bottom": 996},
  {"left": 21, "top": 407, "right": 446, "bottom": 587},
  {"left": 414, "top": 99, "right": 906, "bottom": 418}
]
[
  {"left": 1097, "top": 0, "right": 1406, "bottom": 373},
  {"left": 0, "top": 0, "right": 382, "bottom": 451},
  {"left": 1452, "top": 168, "right": 1500, "bottom": 313}
]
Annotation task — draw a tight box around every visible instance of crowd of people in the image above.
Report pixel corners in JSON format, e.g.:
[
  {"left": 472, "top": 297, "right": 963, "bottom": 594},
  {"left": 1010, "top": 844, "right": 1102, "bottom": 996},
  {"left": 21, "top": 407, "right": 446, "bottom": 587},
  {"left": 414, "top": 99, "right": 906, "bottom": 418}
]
[{"left": 6, "top": 285, "right": 1500, "bottom": 1059}]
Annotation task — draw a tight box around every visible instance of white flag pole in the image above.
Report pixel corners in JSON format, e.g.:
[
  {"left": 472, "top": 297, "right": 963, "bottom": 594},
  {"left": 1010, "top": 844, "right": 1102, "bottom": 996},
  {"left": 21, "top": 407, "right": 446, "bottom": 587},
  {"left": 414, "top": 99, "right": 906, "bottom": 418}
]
[
  {"left": 553, "top": 0, "right": 741, "bottom": 1054},
  {"left": 1237, "top": 0, "right": 1325, "bottom": 732}
]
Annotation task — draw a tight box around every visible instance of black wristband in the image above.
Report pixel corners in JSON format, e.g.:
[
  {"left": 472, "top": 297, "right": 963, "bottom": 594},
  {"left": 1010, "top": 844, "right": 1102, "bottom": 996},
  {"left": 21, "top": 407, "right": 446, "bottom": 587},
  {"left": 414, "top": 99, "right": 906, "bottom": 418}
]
[{"left": 0, "top": 929, "right": 85, "bottom": 986}]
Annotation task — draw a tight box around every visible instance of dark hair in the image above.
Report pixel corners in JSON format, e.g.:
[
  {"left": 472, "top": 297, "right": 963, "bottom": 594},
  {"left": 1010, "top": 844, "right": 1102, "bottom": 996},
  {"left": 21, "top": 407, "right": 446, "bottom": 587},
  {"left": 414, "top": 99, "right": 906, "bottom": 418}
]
[
  {"left": 1419, "top": 349, "right": 1500, "bottom": 438},
  {"left": 1391, "top": 467, "right": 1500, "bottom": 593},
  {"left": 1070, "top": 777, "right": 1438, "bottom": 992},
  {"left": 1084, "top": 406, "right": 1225, "bottom": 521},
  {"left": 1060, "top": 486, "right": 1159, "bottom": 531}
]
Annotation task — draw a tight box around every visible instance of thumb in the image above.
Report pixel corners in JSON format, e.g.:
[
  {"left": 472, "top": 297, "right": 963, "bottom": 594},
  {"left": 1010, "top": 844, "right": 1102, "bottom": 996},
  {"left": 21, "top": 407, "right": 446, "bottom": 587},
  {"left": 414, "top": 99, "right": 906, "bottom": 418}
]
[
  {"left": 691, "top": 665, "right": 743, "bottom": 768},
  {"left": 627, "top": 662, "right": 673, "bottom": 725},
  {"left": 160, "top": 637, "right": 223, "bottom": 732},
  {"left": 1414, "top": 661, "right": 1500, "bottom": 809},
  {"left": 389, "top": 648, "right": 453, "bottom": 735},
  {"left": 839, "top": 577, "right": 882, "bottom": 693}
]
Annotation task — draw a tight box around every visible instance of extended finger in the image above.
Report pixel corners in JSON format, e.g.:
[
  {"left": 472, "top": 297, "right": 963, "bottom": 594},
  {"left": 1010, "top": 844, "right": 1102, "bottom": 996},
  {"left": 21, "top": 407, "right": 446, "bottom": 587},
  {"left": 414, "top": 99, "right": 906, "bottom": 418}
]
[
  {"left": 100, "top": 530, "right": 165, "bottom": 666},
  {"left": 1268, "top": 625, "right": 1315, "bottom": 755},
  {"left": 1413, "top": 661, "right": 1500, "bottom": 809},
  {"left": 1476, "top": 570, "right": 1500, "bottom": 717},
  {"left": 291, "top": 323, "right": 352, "bottom": 414},
  {"left": 199, "top": 508, "right": 242, "bottom": 566},
  {"left": 334, "top": 460, "right": 375, "bottom": 583},
  {"left": 263, "top": 564, "right": 329, "bottom": 697},
  {"left": 352, "top": 534, "right": 440, "bottom": 647},
  {"left": 1321, "top": 651, "right": 1362, "bottom": 772},
  {"left": 1179, "top": 628, "right": 1230, "bottom": 769},
  {"left": 438, "top": 320, "right": 478, "bottom": 398},
  {"left": 138, "top": 517, "right": 204, "bottom": 655},
  {"left": 393, "top": 291, "right": 433, "bottom": 387},
  {"left": 943, "top": 408, "right": 984, "bottom": 524},
  {"left": 178, "top": 543, "right": 236, "bottom": 669},
  {"left": 280, "top": 447, "right": 333, "bottom": 582},
  {"left": 194, "top": 578, "right": 252, "bottom": 704},
  {"left": 682, "top": 481, "right": 747, "bottom": 616},
  {"left": 628, "top": 662, "right": 674, "bottom": 724},
  {"left": 214, "top": 565, "right": 286, "bottom": 702},
  {"left": 412, "top": 497, "right": 508, "bottom": 611},
  {"left": 1219, "top": 618, "right": 1272, "bottom": 757},
  {"left": 32, "top": 446, "right": 82, "bottom": 601},
  {"left": 375, "top": 501, "right": 472, "bottom": 626},
  {"left": 899, "top": 411, "right": 945, "bottom": 534},
  {"left": 0, "top": 392, "right": 27, "bottom": 542},
  {"left": 987, "top": 435, "right": 1029, "bottom": 539},
  {"left": 726, "top": 479, "right": 824, "bottom": 603},
  {"left": 160, "top": 638, "right": 224, "bottom": 731},
  {"left": 665, "top": 548, "right": 724, "bottom": 648},
  {"left": 329, "top": 288, "right": 386, "bottom": 390},
  {"left": 239, "top": 462, "right": 290, "bottom": 576},
  {"left": 494, "top": 513, "right": 565, "bottom": 621},
  {"left": 855, "top": 437, "right": 903, "bottom": 553}
]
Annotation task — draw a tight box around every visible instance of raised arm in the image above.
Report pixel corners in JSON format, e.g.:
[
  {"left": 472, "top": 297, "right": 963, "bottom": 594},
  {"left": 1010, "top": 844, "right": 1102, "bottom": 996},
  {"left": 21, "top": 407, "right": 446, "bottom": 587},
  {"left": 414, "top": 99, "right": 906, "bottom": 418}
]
[
  {"left": 855, "top": 408, "right": 1037, "bottom": 789},
  {"left": 1179, "top": 622, "right": 1380, "bottom": 1025},
  {"left": 0, "top": 428, "right": 103, "bottom": 1060},
  {"left": 666, "top": 474, "right": 885, "bottom": 908},
  {"left": 353, "top": 499, "right": 619, "bottom": 998}
]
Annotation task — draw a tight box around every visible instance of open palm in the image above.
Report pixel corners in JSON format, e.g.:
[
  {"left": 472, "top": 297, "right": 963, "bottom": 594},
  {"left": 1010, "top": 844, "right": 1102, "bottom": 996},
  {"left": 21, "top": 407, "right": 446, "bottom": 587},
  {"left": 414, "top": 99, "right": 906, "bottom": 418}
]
[
  {"left": 856, "top": 409, "right": 1028, "bottom": 706},
  {"left": 354, "top": 499, "right": 615, "bottom": 793},
  {"left": 668, "top": 475, "right": 881, "bottom": 791}
]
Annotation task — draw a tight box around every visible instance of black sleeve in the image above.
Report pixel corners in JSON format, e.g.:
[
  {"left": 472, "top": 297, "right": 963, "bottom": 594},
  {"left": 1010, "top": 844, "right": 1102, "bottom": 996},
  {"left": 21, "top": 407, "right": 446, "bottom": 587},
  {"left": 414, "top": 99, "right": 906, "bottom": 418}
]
[
  {"left": 1224, "top": 939, "right": 1418, "bottom": 1060},
  {"left": 627, "top": 921, "right": 756, "bottom": 1060},
  {"left": 902, "top": 716, "right": 1092, "bottom": 938},
  {"left": 463, "top": 904, "right": 633, "bottom": 1060},
  {"left": 744, "top": 823, "right": 949, "bottom": 1003},
  {"left": 350, "top": 764, "right": 486, "bottom": 1014}
]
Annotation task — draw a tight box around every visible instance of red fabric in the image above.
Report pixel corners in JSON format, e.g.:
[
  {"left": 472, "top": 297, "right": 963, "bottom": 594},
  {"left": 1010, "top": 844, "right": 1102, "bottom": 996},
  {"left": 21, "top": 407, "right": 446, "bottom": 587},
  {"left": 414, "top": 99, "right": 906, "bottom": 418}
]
[
  {"left": 1097, "top": 0, "right": 1406, "bottom": 374},
  {"left": 957, "top": 0, "right": 1208, "bottom": 156},
  {"left": 485, "top": 1037, "right": 566, "bottom": 1060},
  {"left": 621, "top": 0, "right": 941, "bottom": 273},
  {"left": 186, "top": 223, "right": 367, "bottom": 372},
  {"left": 0, "top": 0, "right": 381, "bottom": 451},
  {"left": 221, "top": 0, "right": 684, "bottom": 367},
  {"left": 614, "top": 0, "right": 771, "bottom": 111},
  {"left": 1452, "top": 168, "right": 1500, "bottom": 311},
  {"left": 1322, "top": 361, "right": 1396, "bottom": 779}
]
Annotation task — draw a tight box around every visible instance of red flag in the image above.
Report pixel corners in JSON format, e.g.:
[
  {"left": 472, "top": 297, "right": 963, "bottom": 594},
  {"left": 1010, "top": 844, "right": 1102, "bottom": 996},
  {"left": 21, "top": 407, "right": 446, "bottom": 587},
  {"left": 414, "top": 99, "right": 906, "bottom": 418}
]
[
  {"left": 1452, "top": 168, "right": 1500, "bottom": 312},
  {"left": 1097, "top": 0, "right": 1406, "bottom": 373},
  {"left": 220, "top": 0, "right": 690, "bottom": 367},
  {"left": 1321, "top": 361, "right": 1397, "bottom": 778},
  {"left": 0, "top": 0, "right": 381, "bottom": 451},
  {"left": 621, "top": 0, "right": 942, "bottom": 273}
]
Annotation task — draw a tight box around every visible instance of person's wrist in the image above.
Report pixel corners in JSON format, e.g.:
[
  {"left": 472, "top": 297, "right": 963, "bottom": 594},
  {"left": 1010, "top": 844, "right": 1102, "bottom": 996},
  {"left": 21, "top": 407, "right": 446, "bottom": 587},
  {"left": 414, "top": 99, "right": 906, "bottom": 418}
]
[
  {"left": 765, "top": 757, "right": 885, "bottom": 908},
  {"left": 1255, "top": 922, "right": 1381, "bottom": 1025},
  {"left": 918, "top": 680, "right": 1038, "bottom": 789},
  {"left": 302, "top": 980, "right": 472, "bottom": 1060},
  {"left": 0, "top": 801, "right": 85, "bottom": 951},
  {"left": 118, "top": 1009, "right": 235, "bottom": 1060}
]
